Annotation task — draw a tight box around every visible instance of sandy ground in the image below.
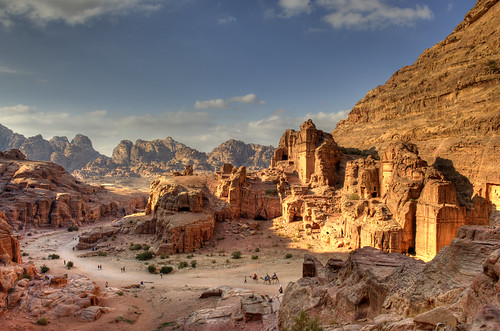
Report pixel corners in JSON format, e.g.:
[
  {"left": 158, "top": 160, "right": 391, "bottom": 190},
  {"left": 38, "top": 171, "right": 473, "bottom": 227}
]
[{"left": 7, "top": 217, "right": 350, "bottom": 330}]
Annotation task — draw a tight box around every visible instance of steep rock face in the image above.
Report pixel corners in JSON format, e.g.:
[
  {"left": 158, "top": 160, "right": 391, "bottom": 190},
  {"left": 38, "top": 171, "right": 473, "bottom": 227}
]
[
  {"left": 0, "top": 150, "right": 147, "bottom": 229},
  {"left": 207, "top": 139, "right": 274, "bottom": 170},
  {"left": 146, "top": 176, "right": 215, "bottom": 254},
  {"left": 332, "top": 0, "right": 500, "bottom": 210},
  {"left": 271, "top": 119, "right": 342, "bottom": 187},
  {"left": 215, "top": 164, "right": 281, "bottom": 220},
  {"left": 340, "top": 142, "right": 488, "bottom": 259},
  {"left": 0, "top": 211, "right": 21, "bottom": 264}
]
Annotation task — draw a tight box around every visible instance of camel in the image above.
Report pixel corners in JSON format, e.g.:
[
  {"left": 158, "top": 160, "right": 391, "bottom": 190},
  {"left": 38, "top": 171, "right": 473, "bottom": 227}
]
[
  {"left": 271, "top": 275, "right": 279, "bottom": 284},
  {"left": 260, "top": 276, "right": 271, "bottom": 285}
]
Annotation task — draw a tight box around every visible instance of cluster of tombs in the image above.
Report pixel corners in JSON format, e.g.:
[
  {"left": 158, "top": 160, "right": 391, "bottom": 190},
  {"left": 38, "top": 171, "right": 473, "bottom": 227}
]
[{"left": 88, "top": 119, "right": 496, "bottom": 261}]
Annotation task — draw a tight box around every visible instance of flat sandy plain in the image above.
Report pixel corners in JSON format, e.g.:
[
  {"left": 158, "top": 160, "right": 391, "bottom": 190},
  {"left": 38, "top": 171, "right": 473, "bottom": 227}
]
[{"left": 3, "top": 215, "right": 349, "bottom": 330}]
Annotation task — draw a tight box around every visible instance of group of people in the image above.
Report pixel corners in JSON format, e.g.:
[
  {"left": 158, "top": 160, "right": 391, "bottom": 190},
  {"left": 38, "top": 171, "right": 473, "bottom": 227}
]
[
  {"left": 97, "top": 264, "right": 103, "bottom": 270},
  {"left": 120, "top": 266, "right": 126, "bottom": 272},
  {"left": 246, "top": 272, "right": 283, "bottom": 294}
]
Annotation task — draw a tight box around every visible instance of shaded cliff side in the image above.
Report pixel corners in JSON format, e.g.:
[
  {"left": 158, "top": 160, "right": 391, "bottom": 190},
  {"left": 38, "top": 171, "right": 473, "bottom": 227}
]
[{"left": 332, "top": 0, "right": 500, "bottom": 207}]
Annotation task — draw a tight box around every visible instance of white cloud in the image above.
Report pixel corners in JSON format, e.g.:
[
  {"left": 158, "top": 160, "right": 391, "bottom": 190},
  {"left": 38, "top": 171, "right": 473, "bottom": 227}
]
[
  {"left": 278, "top": 0, "right": 312, "bottom": 17},
  {"left": 317, "top": 0, "right": 433, "bottom": 29},
  {"left": 229, "top": 94, "right": 265, "bottom": 105},
  {"left": 0, "top": 66, "right": 19, "bottom": 74},
  {"left": 194, "top": 94, "right": 265, "bottom": 109},
  {"left": 217, "top": 16, "right": 237, "bottom": 25},
  {"left": 194, "top": 99, "right": 228, "bottom": 110},
  {"left": 0, "top": 0, "right": 163, "bottom": 27}
]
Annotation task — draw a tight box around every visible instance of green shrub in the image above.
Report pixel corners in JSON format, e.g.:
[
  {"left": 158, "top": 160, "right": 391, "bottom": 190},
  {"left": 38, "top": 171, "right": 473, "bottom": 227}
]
[
  {"left": 186, "top": 253, "right": 194, "bottom": 259},
  {"left": 231, "top": 251, "right": 242, "bottom": 259},
  {"left": 142, "top": 244, "right": 151, "bottom": 251},
  {"left": 36, "top": 317, "right": 49, "bottom": 326},
  {"left": 67, "top": 226, "right": 79, "bottom": 232},
  {"left": 160, "top": 254, "right": 169, "bottom": 259},
  {"left": 190, "top": 260, "right": 197, "bottom": 268},
  {"left": 129, "top": 243, "right": 142, "bottom": 251},
  {"left": 117, "top": 291, "right": 124, "bottom": 296},
  {"left": 211, "top": 259, "right": 216, "bottom": 264},
  {"left": 136, "top": 251, "right": 154, "bottom": 261},
  {"left": 285, "top": 253, "right": 293, "bottom": 259},
  {"left": 289, "top": 310, "right": 323, "bottom": 331},
  {"left": 251, "top": 255, "right": 259, "bottom": 260},
  {"left": 22, "top": 252, "right": 28, "bottom": 256},
  {"left": 160, "top": 266, "right": 173, "bottom": 274},
  {"left": 147, "top": 265, "right": 157, "bottom": 273},
  {"left": 178, "top": 261, "right": 188, "bottom": 269},
  {"left": 255, "top": 247, "right": 260, "bottom": 252},
  {"left": 40, "top": 264, "right": 50, "bottom": 273},
  {"left": 97, "top": 251, "right": 107, "bottom": 257},
  {"left": 66, "top": 261, "right": 74, "bottom": 269},
  {"left": 348, "top": 193, "right": 360, "bottom": 200},
  {"left": 48, "top": 254, "right": 60, "bottom": 260}
]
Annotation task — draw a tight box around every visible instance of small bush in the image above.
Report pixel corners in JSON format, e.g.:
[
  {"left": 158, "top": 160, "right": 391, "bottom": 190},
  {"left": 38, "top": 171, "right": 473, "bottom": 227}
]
[
  {"left": 67, "top": 226, "right": 79, "bottom": 232},
  {"left": 142, "top": 244, "right": 150, "bottom": 251},
  {"left": 186, "top": 253, "right": 194, "bottom": 259},
  {"left": 255, "top": 247, "right": 260, "bottom": 252},
  {"left": 251, "top": 255, "right": 259, "bottom": 260},
  {"left": 48, "top": 254, "right": 60, "bottom": 260},
  {"left": 136, "top": 251, "right": 154, "bottom": 261},
  {"left": 348, "top": 193, "right": 360, "bottom": 200},
  {"left": 178, "top": 261, "right": 188, "bottom": 269},
  {"left": 40, "top": 264, "right": 50, "bottom": 273},
  {"left": 117, "top": 291, "right": 124, "bottom": 296},
  {"left": 27, "top": 232, "right": 32, "bottom": 236},
  {"left": 225, "top": 259, "right": 230, "bottom": 264},
  {"left": 66, "top": 261, "right": 74, "bottom": 269},
  {"left": 129, "top": 243, "right": 142, "bottom": 251},
  {"left": 265, "top": 189, "right": 278, "bottom": 196},
  {"left": 285, "top": 253, "right": 293, "bottom": 259},
  {"left": 289, "top": 310, "right": 323, "bottom": 331},
  {"left": 231, "top": 251, "right": 242, "bottom": 259},
  {"left": 116, "top": 316, "right": 134, "bottom": 324},
  {"left": 211, "top": 259, "right": 216, "bottom": 264},
  {"left": 160, "top": 266, "right": 173, "bottom": 274},
  {"left": 190, "top": 260, "right": 197, "bottom": 268},
  {"left": 22, "top": 252, "right": 28, "bottom": 256},
  {"left": 97, "top": 251, "right": 107, "bottom": 257},
  {"left": 147, "top": 265, "right": 157, "bottom": 273},
  {"left": 160, "top": 254, "right": 169, "bottom": 259},
  {"left": 36, "top": 317, "right": 49, "bottom": 326}
]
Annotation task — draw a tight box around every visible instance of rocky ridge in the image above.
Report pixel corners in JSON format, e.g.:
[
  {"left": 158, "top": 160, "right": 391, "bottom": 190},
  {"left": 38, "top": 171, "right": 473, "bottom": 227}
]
[
  {"left": 332, "top": 0, "right": 500, "bottom": 209},
  {"left": 0, "top": 123, "right": 274, "bottom": 178},
  {"left": 0, "top": 150, "right": 147, "bottom": 230}
]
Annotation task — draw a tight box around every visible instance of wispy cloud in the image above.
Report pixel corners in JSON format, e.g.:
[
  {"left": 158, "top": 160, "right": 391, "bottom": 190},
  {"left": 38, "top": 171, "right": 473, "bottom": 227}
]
[
  {"left": 0, "top": 66, "right": 19, "bottom": 74},
  {"left": 194, "top": 93, "right": 265, "bottom": 110},
  {"left": 317, "top": 0, "right": 433, "bottom": 29},
  {"left": 0, "top": 104, "right": 347, "bottom": 155},
  {"left": 278, "top": 0, "right": 312, "bottom": 18},
  {"left": 217, "top": 15, "right": 237, "bottom": 25},
  {"left": 0, "top": 0, "right": 163, "bottom": 27}
]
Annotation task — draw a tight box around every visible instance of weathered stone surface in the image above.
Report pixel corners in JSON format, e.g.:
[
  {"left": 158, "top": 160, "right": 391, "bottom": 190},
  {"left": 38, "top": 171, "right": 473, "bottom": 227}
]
[
  {"left": 332, "top": 0, "right": 500, "bottom": 214},
  {"left": 0, "top": 210, "right": 21, "bottom": 264},
  {"left": 77, "top": 226, "right": 121, "bottom": 250},
  {"left": 208, "top": 139, "right": 274, "bottom": 171},
  {"left": 0, "top": 150, "right": 147, "bottom": 229},
  {"left": 280, "top": 225, "right": 500, "bottom": 330},
  {"left": 271, "top": 119, "right": 341, "bottom": 187}
]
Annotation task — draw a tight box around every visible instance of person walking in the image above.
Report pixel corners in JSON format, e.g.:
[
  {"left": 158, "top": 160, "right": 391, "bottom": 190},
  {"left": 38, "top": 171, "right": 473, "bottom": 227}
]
[{"left": 279, "top": 284, "right": 283, "bottom": 294}]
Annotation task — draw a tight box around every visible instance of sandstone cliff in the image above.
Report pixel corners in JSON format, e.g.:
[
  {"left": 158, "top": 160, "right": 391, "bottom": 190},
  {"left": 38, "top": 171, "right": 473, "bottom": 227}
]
[
  {"left": 0, "top": 150, "right": 147, "bottom": 229},
  {"left": 332, "top": 0, "right": 500, "bottom": 213}
]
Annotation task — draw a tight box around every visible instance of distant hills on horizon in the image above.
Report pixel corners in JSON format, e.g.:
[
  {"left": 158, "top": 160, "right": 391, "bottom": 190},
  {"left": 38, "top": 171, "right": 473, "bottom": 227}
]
[{"left": 0, "top": 123, "right": 275, "bottom": 177}]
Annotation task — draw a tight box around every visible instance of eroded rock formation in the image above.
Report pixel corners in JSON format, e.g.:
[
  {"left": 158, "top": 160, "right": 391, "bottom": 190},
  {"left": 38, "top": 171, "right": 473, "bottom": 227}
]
[
  {"left": 271, "top": 119, "right": 341, "bottom": 187},
  {"left": 0, "top": 211, "right": 21, "bottom": 264},
  {"left": 279, "top": 225, "right": 500, "bottom": 330},
  {"left": 0, "top": 150, "right": 147, "bottom": 229},
  {"left": 332, "top": 0, "right": 500, "bottom": 214}
]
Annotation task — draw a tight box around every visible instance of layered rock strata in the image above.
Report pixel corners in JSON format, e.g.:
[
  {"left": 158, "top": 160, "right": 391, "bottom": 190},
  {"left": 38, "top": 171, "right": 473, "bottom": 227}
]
[
  {"left": 0, "top": 150, "right": 147, "bottom": 229},
  {"left": 332, "top": 0, "right": 500, "bottom": 213},
  {"left": 0, "top": 211, "right": 21, "bottom": 264}
]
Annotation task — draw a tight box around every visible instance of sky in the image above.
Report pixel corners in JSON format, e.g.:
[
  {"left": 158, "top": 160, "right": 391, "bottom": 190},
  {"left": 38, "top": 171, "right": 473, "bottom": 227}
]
[{"left": 0, "top": 0, "right": 473, "bottom": 156}]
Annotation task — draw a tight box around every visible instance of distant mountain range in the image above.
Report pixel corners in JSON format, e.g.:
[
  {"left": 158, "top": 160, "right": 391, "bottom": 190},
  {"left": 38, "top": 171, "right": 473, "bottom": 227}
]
[{"left": 0, "top": 124, "right": 274, "bottom": 178}]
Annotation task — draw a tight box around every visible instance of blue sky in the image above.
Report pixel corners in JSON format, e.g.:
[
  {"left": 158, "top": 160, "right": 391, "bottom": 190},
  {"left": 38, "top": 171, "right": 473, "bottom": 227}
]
[{"left": 0, "top": 0, "right": 473, "bottom": 155}]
